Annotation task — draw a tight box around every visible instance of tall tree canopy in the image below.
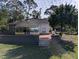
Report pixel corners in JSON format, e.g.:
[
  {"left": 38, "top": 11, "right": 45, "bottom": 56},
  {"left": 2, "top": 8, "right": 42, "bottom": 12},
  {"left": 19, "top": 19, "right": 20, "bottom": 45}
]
[
  {"left": 0, "top": 0, "right": 38, "bottom": 24},
  {"left": 32, "top": 8, "right": 41, "bottom": 19},
  {"left": 45, "top": 4, "right": 78, "bottom": 33},
  {"left": 0, "top": 5, "right": 9, "bottom": 27},
  {"left": 6, "top": 0, "right": 37, "bottom": 20}
]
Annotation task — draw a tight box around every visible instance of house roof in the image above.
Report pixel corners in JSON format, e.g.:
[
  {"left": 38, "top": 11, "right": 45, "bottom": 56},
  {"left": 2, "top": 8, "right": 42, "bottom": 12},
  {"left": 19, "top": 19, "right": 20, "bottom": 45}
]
[{"left": 15, "top": 18, "right": 49, "bottom": 28}]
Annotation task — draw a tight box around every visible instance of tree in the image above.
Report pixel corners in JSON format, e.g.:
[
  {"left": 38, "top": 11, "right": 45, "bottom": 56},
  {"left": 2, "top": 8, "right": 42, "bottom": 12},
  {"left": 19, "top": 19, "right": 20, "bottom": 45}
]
[
  {"left": 0, "top": 6, "right": 9, "bottom": 27},
  {"left": 48, "top": 14, "right": 58, "bottom": 30},
  {"left": 32, "top": 9, "right": 41, "bottom": 19},
  {"left": 45, "top": 4, "right": 78, "bottom": 35},
  {"left": 23, "top": 0, "right": 38, "bottom": 19},
  {"left": 0, "top": 0, "right": 38, "bottom": 26},
  {"left": 5, "top": 0, "right": 24, "bottom": 22},
  {"left": 3, "top": 0, "right": 37, "bottom": 21},
  {"left": 45, "top": 5, "right": 59, "bottom": 31}
]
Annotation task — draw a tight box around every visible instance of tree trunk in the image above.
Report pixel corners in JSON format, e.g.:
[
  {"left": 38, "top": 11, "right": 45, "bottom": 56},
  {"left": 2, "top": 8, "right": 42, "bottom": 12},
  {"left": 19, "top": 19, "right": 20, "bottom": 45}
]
[{"left": 60, "top": 23, "right": 63, "bottom": 37}]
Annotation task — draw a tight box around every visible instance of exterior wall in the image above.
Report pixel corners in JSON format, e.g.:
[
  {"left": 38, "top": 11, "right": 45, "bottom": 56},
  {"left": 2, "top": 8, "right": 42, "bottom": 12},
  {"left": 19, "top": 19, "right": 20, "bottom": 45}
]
[{"left": 39, "top": 24, "right": 50, "bottom": 33}]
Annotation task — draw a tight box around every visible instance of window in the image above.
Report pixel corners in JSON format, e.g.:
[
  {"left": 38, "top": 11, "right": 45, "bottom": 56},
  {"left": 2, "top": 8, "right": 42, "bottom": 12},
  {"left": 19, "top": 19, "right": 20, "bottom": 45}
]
[
  {"left": 42, "top": 28, "right": 46, "bottom": 33},
  {"left": 30, "top": 28, "right": 39, "bottom": 32}
]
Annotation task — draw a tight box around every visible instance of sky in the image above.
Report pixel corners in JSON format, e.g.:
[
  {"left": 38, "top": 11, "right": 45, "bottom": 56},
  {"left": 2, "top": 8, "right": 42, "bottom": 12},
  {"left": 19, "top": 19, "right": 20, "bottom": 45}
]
[
  {"left": 34, "top": 0, "right": 78, "bottom": 18},
  {"left": 0, "top": 0, "right": 78, "bottom": 18}
]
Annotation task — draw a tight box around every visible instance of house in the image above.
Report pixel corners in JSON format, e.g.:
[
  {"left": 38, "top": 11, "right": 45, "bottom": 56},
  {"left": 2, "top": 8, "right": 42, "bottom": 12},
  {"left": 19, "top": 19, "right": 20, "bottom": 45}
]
[
  {"left": 8, "top": 18, "right": 52, "bottom": 46},
  {"left": 14, "top": 18, "right": 51, "bottom": 35}
]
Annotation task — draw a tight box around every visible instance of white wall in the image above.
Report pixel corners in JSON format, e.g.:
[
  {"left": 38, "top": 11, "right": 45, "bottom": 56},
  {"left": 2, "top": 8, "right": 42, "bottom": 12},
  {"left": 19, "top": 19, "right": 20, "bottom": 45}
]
[{"left": 39, "top": 24, "right": 50, "bottom": 33}]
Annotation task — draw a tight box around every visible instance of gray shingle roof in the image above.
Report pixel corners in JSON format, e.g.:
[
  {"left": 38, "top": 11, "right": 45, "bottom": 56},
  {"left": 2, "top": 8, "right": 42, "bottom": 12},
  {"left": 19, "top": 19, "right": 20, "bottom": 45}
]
[{"left": 15, "top": 18, "right": 49, "bottom": 28}]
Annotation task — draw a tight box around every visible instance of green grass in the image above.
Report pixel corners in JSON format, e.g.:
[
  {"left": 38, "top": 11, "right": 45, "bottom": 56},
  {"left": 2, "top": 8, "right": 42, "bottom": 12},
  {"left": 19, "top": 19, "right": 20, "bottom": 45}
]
[
  {"left": 0, "top": 35, "right": 78, "bottom": 59},
  {"left": 0, "top": 44, "right": 51, "bottom": 59},
  {"left": 15, "top": 32, "right": 24, "bottom": 35},
  {"left": 49, "top": 35, "right": 78, "bottom": 59},
  {"left": 0, "top": 44, "right": 19, "bottom": 59}
]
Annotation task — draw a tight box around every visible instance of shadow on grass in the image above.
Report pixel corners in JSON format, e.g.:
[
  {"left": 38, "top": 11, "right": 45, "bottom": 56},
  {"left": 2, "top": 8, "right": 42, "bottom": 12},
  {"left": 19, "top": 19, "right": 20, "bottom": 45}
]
[
  {"left": 3, "top": 35, "right": 77, "bottom": 59},
  {"left": 4, "top": 45, "right": 52, "bottom": 59},
  {"left": 51, "top": 35, "right": 77, "bottom": 52}
]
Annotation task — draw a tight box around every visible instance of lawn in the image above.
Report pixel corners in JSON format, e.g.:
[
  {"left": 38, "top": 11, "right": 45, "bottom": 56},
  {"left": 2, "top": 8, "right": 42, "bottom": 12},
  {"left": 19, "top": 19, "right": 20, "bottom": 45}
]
[
  {"left": 0, "top": 44, "right": 51, "bottom": 59},
  {"left": 0, "top": 35, "right": 78, "bottom": 59},
  {"left": 49, "top": 34, "right": 78, "bottom": 59}
]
